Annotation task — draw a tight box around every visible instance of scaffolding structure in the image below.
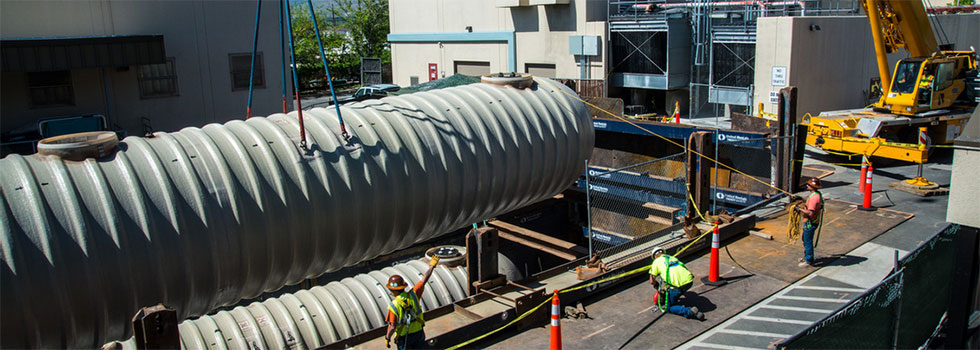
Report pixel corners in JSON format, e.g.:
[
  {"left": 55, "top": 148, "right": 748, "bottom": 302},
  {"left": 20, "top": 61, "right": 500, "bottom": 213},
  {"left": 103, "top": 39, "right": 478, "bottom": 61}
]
[{"left": 607, "top": 0, "right": 860, "bottom": 118}]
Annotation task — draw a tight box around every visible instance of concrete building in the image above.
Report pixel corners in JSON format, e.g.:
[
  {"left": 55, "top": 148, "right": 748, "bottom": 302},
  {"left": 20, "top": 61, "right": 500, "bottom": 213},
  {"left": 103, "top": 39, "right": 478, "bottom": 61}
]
[
  {"left": 947, "top": 108, "right": 980, "bottom": 227},
  {"left": 1, "top": 0, "right": 294, "bottom": 154},
  {"left": 387, "top": 0, "right": 608, "bottom": 89},
  {"left": 753, "top": 13, "right": 980, "bottom": 119}
]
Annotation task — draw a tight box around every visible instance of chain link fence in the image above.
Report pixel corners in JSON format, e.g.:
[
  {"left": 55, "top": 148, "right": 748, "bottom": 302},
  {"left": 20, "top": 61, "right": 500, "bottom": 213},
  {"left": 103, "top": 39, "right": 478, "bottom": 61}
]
[
  {"left": 777, "top": 223, "right": 972, "bottom": 349},
  {"left": 582, "top": 152, "right": 687, "bottom": 263}
]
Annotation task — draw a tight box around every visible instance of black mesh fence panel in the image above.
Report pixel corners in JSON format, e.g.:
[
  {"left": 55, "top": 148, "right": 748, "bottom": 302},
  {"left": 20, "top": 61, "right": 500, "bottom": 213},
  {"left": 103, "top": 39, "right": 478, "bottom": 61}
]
[
  {"left": 894, "top": 224, "right": 959, "bottom": 348},
  {"left": 778, "top": 224, "right": 969, "bottom": 349},
  {"left": 781, "top": 271, "right": 904, "bottom": 349}
]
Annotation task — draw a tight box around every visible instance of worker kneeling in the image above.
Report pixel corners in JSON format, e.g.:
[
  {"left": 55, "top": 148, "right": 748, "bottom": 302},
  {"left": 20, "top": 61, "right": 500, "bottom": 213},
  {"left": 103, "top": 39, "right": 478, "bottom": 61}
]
[
  {"left": 649, "top": 247, "right": 705, "bottom": 320},
  {"left": 385, "top": 256, "right": 440, "bottom": 349}
]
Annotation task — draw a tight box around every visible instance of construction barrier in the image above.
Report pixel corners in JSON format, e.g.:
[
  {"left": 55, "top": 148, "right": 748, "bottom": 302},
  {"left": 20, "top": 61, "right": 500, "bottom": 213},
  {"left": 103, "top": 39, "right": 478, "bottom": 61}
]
[{"left": 777, "top": 224, "right": 977, "bottom": 349}]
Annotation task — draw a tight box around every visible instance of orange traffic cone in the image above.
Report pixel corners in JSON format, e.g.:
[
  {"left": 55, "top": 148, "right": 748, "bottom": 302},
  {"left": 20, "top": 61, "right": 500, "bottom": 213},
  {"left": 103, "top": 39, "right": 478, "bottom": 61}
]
[
  {"left": 701, "top": 222, "right": 726, "bottom": 286},
  {"left": 550, "top": 290, "right": 562, "bottom": 350},
  {"left": 859, "top": 165, "right": 877, "bottom": 211},
  {"left": 673, "top": 101, "right": 681, "bottom": 123}
]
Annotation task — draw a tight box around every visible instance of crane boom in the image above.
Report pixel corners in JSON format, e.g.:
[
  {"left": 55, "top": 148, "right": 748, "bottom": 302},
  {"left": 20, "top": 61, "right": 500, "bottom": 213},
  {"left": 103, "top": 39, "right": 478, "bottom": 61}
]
[{"left": 863, "top": 0, "right": 939, "bottom": 58}]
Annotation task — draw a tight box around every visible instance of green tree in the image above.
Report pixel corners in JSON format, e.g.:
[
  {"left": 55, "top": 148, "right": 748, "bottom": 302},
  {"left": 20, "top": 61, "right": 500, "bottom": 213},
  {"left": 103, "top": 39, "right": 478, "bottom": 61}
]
[
  {"left": 286, "top": 0, "right": 389, "bottom": 90},
  {"left": 329, "top": 0, "right": 391, "bottom": 63}
]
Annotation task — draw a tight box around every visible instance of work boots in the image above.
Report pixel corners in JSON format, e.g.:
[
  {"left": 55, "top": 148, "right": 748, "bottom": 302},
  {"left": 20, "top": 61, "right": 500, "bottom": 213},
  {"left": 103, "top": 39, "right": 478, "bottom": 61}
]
[{"left": 689, "top": 306, "right": 706, "bottom": 321}]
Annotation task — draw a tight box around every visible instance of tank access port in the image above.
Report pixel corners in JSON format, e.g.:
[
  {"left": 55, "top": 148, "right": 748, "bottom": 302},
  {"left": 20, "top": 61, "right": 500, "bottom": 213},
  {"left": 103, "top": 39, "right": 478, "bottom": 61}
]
[
  {"left": 37, "top": 131, "right": 119, "bottom": 161},
  {"left": 481, "top": 72, "right": 534, "bottom": 89},
  {"left": 425, "top": 245, "right": 466, "bottom": 267}
]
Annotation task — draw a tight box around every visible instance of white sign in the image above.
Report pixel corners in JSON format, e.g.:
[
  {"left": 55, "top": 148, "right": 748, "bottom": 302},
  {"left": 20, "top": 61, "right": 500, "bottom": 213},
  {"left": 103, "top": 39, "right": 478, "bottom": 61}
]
[
  {"left": 717, "top": 132, "right": 751, "bottom": 143},
  {"left": 771, "top": 66, "right": 787, "bottom": 86},
  {"left": 769, "top": 91, "right": 779, "bottom": 104}
]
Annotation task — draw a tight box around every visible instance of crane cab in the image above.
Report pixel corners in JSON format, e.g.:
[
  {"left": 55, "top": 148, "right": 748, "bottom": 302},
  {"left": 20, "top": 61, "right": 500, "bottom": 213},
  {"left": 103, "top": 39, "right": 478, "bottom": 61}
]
[{"left": 876, "top": 51, "right": 978, "bottom": 116}]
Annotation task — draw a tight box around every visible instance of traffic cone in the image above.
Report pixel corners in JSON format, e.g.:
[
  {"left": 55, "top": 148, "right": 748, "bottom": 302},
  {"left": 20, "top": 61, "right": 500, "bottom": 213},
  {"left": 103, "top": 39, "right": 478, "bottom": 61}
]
[
  {"left": 858, "top": 154, "right": 868, "bottom": 194},
  {"left": 550, "top": 290, "right": 562, "bottom": 350},
  {"left": 673, "top": 101, "right": 681, "bottom": 123},
  {"left": 701, "top": 222, "right": 726, "bottom": 286},
  {"left": 858, "top": 165, "right": 877, "bottom": 211}
]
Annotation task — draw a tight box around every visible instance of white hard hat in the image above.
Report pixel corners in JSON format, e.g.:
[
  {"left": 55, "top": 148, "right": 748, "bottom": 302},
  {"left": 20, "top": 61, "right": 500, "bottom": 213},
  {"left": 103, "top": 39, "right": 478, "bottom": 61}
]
[{"left": 650, "top": 246, "right": 665, "bottom": 257}]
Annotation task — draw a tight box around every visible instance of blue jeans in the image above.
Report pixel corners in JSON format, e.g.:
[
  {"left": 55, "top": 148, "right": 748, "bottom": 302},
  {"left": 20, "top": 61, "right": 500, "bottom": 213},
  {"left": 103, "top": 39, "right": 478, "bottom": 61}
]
[
  {"left": 802, "top": 221, "right": 817, "bottom": 264},
  {"left": 397, "top": 330, "right": 426, "bottom": 350},
  {"left": 665, "top": 282, "right": 693, "bottom": 317}
]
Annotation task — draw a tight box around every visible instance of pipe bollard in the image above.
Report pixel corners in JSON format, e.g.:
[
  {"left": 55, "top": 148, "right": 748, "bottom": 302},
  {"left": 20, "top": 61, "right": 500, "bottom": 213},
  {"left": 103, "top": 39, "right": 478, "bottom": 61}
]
[
  {"left": 859, "top": 165, "right": 877, "bottom": 211},
  {"left": 550, "top": 291, "right": 562, "bottom": 350},
  {"left": 701, "top": 222, "right": 726, "bottom": 286},
  {"left": 858, "top": 154, "right": 868, "bottom": 194}
]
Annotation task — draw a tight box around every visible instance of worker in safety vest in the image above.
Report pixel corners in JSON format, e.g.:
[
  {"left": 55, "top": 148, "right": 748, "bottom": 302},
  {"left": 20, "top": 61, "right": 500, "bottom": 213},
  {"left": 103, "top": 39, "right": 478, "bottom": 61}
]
[
  {"left": 918, "top": 73, "right": 935, "bottom": 104},
  {"left": 385, "top": 256, "right": 440, "bottom": 349},
  {"left": 796, "top": 177, "right": 823, "bottom": 267},
  {"left": 648, "top": 247, "right": 705, "bottom": 320},
  {"left": 919, "top": 74, "right": 934, "bottom": 90}
]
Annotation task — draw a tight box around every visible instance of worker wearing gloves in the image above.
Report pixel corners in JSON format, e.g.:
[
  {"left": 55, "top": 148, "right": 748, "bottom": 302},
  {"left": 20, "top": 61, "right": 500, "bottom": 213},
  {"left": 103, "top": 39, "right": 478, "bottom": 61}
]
[
  {"left": 648, "top": 247, "right": 705, "bottom": 320},
  {"left": 796, "top": 178, "right": 823, "bottom": 267},
  {"left": 384, "top": 256, "right": 440, "bottom": 349}
]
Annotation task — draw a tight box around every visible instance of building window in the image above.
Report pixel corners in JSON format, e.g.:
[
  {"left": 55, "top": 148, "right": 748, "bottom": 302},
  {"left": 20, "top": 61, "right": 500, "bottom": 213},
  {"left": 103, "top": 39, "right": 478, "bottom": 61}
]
[
  {"left": 138, "top": 58, "right": 179, "bottom": 98},
  {"left": 525, "top": 63, "right": 556, "bottom": 78},
  {"left": 229, "top": 53, "right": 265, "bottom": 91},
  {"left": 27, "top": 71, "right": 74, "bottom": 107}
]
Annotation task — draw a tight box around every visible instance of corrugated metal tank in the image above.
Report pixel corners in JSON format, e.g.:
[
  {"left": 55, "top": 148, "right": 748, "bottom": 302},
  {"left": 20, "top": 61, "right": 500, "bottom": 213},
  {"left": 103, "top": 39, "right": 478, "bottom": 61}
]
[
  {"left": 0, "top": 76, "right": 593, "bottom": 348},
  {"left": 173, "top": 260, "right": 464, "bottom": 350}
]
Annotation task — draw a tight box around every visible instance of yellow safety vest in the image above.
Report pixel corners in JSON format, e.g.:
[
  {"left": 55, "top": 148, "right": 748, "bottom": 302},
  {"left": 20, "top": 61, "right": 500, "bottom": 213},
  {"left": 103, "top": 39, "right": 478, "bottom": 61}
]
[
  {"left": 388, "top": 290, "right": 425, "bottom": 336},
  {"left": 919, "top": 75, "right": 934, "bottom": 89},
  {"left": 649, "top": 255, "right": 694, "bottom": 288}
]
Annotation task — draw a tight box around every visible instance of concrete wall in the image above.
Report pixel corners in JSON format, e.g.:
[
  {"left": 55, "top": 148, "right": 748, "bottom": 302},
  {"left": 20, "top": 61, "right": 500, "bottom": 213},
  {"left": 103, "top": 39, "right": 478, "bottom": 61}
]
[
  {"left": 947, "top": 148, "right": 980, "bottom": 227},
  {"left": 753, "top": 14, "right": 980, "bottom": 118},
  {"left": 388, "top": 0, "right": 606, "bottom": 87},
  {"left": 1, "top": 0, "right": 288, "bottom": 136}
]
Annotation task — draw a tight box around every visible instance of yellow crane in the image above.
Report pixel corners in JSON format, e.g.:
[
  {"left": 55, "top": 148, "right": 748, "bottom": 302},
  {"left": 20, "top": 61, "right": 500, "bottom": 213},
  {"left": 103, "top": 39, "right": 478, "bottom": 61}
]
[{"left": 805, "top": 0, "right": 978, "bottom": 186}]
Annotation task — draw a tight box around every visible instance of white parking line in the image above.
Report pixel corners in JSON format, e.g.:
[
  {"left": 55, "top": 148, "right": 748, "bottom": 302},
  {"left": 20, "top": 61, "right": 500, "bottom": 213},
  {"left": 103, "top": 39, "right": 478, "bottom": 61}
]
[
  {"left": 776, "top": 295, "right": 851, "bottom": 303},
  {"left": 758, "top": 305, "right": 836, "bottom": 313},
  {"left": 678, "top": 342, "right": 761, "bottom": 350},
  {"left": 712, "top": 329, "right": 792, "bottom": 339},
  {"left": 792, "top": 285, "right": 866, "bottom": 293},
  {"left": 739, "top": 315, "right": 814, "bottom": 325}
]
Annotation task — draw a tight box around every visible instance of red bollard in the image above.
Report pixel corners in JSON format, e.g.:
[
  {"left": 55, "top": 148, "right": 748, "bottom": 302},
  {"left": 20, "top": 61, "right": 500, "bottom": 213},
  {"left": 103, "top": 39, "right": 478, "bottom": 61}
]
[
  {"left": 858, "top": 154, "right": 868, "bottom": 194},
  {"left": 550, "top": 291, "right": 562, "bottom": 350},
  {"left": 858, "top": 165, "right": 877, "bottom": 211},
  {"left": 701, "top": 222, "right": 726, "bottom": 286}
]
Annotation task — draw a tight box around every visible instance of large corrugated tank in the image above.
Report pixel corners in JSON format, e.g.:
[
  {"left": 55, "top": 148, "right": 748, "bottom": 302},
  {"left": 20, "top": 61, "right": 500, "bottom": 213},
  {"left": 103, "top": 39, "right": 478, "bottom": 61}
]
[
  {"left": 136, "top": 260, "right": 468, "bottom": 350},
  {"left": 0, "top": 76, "right": 593, "bottom": 348}
]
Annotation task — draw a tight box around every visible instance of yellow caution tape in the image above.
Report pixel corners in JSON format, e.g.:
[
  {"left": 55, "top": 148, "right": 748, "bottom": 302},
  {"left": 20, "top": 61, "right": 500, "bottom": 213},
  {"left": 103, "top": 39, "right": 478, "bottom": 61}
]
[
  {"left": 794, "top": 159, "right": 864, "bottom": 166},
  {"left": 553, "top": 88, "right": 794, "bottom": 197},
  {"left": 685, "top": 183, "right": 709, "bottom": 222},
  {"left": 445, "top": 228, "right": 713, "bottom": 350}
]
